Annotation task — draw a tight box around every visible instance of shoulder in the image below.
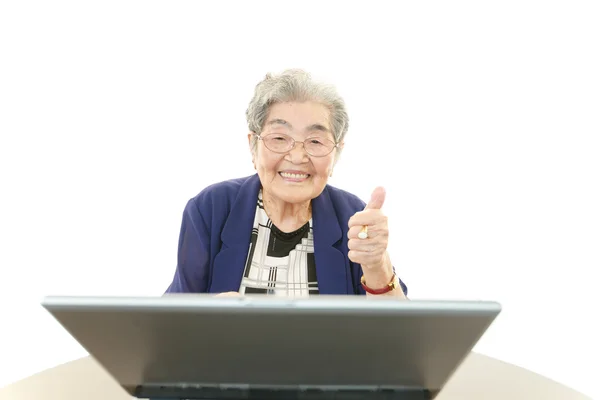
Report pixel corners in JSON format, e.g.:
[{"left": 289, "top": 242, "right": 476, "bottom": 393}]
[
  {"left": 185, "top": 175, "right": 256, "bottom": 218},
  {"left": 324, "top": 184, "right": 366, "bottom": 213},
  {"left": 190, "top": 175, "right": 254, "bottom": 204}
]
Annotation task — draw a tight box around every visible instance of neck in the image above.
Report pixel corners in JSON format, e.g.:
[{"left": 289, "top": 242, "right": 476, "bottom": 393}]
[{"left": 262, "top": 190, "right": 311, "bottom": 233}]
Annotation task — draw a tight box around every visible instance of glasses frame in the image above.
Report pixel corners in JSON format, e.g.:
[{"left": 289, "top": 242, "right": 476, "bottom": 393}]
[{"left": 255, "top": 132, "right": 340, "bottom": 157}]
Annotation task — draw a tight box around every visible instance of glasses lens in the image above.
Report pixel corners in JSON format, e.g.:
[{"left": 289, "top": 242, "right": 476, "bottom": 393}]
[
  {"left": 263, "top": 134, "right": 294, "bottom": 153},
  {"left": 305, "top": 137, "right": 336, "bottom": 156}
]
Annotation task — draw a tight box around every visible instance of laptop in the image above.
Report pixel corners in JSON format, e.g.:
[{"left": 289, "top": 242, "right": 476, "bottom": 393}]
[{"left": 41, "top": 295, "right": 501, "bottom": 399}]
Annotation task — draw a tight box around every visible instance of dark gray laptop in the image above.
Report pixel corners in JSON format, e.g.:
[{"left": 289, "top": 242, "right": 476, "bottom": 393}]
[{"left": 41, "top": 295, "right": 501, "bottom": 399}]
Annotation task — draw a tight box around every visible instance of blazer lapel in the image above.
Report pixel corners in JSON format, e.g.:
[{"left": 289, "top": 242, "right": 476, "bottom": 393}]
[
  {"left": 312, "top": 187, "right": 350, "bottom": 294},
  {"left": 209, "top": 174, "right": 261, "bottom": 293}
]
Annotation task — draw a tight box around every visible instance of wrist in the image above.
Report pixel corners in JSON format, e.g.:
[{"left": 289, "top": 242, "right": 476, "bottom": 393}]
[
  {"left": 360, "top": 252, "right": 400, "bottom": 295},
  {"left": 361, "top": 253, "right": 392, "bottom": 281},
  {"left": 361, "top": 269, "right": 394, "bottom": 289},
  {"left": 360, "top": 271, "right": 398, "bottom": 295}
]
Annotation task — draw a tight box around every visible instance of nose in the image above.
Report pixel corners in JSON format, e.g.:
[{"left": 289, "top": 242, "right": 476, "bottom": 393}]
[{"left": 287, "top": 141, "right": 310, "bottom": 163}]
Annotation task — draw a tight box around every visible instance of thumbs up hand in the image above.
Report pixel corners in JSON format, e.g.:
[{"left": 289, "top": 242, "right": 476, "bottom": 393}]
[{"left": 347, "top": 187, "right": 389, "bottom": 271}]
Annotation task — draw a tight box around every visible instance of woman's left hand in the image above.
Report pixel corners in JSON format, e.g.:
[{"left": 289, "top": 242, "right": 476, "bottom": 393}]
[{"left": 347, "top": 187, "right": 389, "bottom": 271}]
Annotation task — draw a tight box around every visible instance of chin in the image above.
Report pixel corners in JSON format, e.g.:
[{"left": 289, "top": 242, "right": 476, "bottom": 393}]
[{"left": 273, "top": 185, "right": 315, "bottom": 204}]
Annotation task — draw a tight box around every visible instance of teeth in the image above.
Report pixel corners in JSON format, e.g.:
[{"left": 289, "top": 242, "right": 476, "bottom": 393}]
[{"left": 280, "top": 172, "right": 309, "bottom": 179}]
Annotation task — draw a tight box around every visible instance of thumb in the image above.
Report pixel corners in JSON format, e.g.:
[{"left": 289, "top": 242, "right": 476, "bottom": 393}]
[{"left": 365, "top": 186, "right": 386, "bottom": 210}]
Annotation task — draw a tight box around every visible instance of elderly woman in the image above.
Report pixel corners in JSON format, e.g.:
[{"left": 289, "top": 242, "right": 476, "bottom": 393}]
[{"left": 166, "top": 69, "right": 407, "bottom": 298}]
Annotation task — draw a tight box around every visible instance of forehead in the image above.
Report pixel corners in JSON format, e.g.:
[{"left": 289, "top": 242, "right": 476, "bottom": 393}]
[{"left": 264, "top": 102, "right": 331, "bottom": 132}]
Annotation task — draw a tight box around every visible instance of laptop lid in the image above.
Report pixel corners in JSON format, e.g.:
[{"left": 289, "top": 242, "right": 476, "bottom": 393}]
[{"left": 41, "top": 295, "right": 501, "bottom": 399}]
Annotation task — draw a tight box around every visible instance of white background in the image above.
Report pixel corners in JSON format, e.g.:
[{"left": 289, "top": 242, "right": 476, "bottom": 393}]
[{"left": 1, "top": 1, "right": 599, "bottom": 398}]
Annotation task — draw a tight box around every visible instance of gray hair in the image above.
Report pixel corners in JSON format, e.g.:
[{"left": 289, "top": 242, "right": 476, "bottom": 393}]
[{"left": 246, "top": 69, "right": 349, "bottom": 161}]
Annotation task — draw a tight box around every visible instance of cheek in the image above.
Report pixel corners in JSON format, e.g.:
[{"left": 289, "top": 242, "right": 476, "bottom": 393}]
[
  {"left": 313, "top": 158, "right": 334, "bottom": 177},
  {"left": 256, "top": 151, "right": 283, "bottom": 174}
]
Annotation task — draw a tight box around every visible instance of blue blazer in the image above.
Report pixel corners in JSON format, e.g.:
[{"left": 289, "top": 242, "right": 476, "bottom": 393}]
[{"left": 165, "top": 174, "right": 407, "bottom": 296}]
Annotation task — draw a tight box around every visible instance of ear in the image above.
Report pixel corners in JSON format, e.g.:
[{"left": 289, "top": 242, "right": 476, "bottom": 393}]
[
  {"left": 248, "top": 132, "right": 257, "bottom": 169},
  {"left": 331, "top": 140, "right": 344, "bottom": 170}
]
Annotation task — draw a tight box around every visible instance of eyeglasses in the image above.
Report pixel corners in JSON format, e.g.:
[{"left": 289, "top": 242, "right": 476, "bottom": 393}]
[{"left": 256, "top": 133, "right": 339, "bottom": 157}]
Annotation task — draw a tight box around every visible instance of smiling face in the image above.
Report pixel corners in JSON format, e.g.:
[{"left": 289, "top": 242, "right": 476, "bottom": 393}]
[{"left": 249, "top": 101, "right": 340, "bottom": 206}]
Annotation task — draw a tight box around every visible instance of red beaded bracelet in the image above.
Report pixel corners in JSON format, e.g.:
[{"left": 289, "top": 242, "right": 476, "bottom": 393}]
[{"left": 360, "top": 273, "right": 398, "bottom": 295}]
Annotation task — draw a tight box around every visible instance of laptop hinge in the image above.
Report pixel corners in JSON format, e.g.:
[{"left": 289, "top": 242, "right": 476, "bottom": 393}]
[{"left": 134, "top": 383, "right": 433, "bottom": 400}]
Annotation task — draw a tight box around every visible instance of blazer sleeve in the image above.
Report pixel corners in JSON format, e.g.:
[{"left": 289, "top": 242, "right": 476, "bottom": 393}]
[{"left": 165, "top": 197, "right": 211, "bottom": 293}]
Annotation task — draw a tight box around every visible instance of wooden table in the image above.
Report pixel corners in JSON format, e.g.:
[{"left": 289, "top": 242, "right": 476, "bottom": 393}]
[{"left": 0, "top": 352, "right": 591, "bottom": 400}]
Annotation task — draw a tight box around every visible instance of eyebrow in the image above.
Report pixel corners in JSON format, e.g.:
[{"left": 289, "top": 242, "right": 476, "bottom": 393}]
[{"left": 266, "top": 119, "right": 330, "bottom": 133}]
